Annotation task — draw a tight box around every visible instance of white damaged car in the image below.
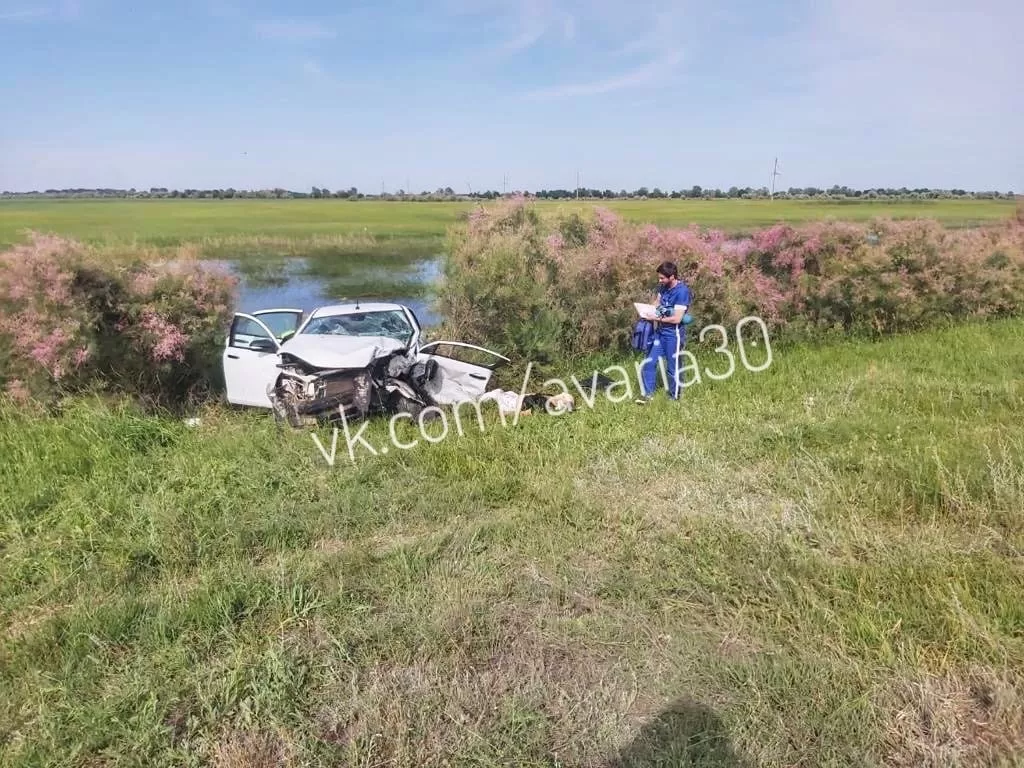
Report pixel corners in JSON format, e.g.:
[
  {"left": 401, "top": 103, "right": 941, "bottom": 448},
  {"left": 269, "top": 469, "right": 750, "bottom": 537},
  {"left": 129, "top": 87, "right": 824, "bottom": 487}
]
[{"left": 222, "top": 302, "right": 510, "bottom": 426}]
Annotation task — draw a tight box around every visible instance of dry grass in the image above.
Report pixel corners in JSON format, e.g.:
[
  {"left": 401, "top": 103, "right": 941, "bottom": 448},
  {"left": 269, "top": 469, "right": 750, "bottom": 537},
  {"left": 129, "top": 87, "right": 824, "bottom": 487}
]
[
  {"left": 883, "top": 666, "right": 1024, "bottom": 767},
  {"left": 212, "top": 728, "right": 297, "bottom": 768},
  {"left": 313, "top": 611, "right": 641, "bottom": 767}
]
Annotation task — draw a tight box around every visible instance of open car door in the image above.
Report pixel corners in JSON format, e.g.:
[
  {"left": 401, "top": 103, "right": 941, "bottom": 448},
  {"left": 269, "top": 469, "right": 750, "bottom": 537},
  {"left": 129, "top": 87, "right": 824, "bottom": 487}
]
[
  {"left": 416, "top": 341, "right": 510, "bottom": 405},
  {"left": 223, "top": 313, "right": 286, "bottom": 408},
  {"left": 253, "top": 308, "right": 305, "bottom": 341}
]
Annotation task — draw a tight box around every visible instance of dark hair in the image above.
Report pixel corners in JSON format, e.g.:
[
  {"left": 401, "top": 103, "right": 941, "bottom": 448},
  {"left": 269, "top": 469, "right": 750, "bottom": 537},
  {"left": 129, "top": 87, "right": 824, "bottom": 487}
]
[{"left": 656, "top": 261, "right": 678, "bottom": 278}]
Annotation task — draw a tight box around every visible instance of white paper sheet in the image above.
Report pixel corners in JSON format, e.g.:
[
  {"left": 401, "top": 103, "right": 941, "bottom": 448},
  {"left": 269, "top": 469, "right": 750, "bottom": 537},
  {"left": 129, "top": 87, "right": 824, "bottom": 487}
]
[{"left": 634, "top": 302, "right": 657, "bottom": 319}]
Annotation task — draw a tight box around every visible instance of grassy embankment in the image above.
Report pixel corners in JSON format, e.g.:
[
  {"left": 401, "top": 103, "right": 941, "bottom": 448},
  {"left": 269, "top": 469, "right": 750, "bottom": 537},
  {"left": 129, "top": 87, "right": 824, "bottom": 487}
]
[{"left": 2, "top": 316, "right": 1022, "bottom": 767}]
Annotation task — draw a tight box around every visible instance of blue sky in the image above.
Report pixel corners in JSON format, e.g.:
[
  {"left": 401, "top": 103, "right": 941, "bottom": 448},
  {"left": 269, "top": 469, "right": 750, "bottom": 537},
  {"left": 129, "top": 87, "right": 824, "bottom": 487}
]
[{"left": 2, "top": 0, "right": 1021, "bottom": 193}]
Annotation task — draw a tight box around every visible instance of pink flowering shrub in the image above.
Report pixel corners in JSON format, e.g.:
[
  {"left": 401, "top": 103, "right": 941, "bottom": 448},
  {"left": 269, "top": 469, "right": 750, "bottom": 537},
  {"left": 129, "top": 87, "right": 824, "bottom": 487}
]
[
  {"left": 0, "top": 234, "right": 95, "bottom": 402},
  {"left": 0, "top": 232, "right": 237, "bottom": 408},
  {"left": 438, "top": 199, "right": 1024, "bottom": 362}
]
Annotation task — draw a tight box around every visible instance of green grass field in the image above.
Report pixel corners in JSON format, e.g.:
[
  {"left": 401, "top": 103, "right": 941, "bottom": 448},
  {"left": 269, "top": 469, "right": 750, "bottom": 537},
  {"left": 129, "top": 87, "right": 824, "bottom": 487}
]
[
  {"left": 0, "top": 198, "right": 1016, "bottom": 254},
  {"left": 2, "top": 318, "right": 1022, "bottom": 767}
]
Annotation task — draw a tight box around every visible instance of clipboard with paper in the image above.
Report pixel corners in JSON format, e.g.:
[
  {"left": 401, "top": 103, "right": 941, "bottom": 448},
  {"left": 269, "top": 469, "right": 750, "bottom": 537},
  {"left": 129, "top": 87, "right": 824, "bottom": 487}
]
[
  {"left": 634, "top": 302, "right": 658, "bottom": 320},
  {"left": 634, "top": 301, "right": 693, "bottom": 325}
]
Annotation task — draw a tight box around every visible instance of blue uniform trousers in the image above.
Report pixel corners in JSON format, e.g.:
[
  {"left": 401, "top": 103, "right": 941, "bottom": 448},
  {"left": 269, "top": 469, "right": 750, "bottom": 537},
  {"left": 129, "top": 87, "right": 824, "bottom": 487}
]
[{"left": 640, "top": 324, "right": 684, "bottom": 399}]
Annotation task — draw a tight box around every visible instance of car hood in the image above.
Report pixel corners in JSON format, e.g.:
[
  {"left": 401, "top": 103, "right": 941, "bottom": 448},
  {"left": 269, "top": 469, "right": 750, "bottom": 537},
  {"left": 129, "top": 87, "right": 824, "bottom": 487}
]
[{"left": 279, "top": 334, "right": 408, "bottom": 369}]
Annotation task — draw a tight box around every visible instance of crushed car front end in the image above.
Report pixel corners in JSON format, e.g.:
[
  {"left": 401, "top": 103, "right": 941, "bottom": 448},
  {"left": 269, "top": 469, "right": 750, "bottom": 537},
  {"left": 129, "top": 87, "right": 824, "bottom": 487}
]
[
  {"left": 268, "top": 355, "right": 377, "bottom": 427},
  {"left": 266, "top": 342, "right": 433, "bottom": 428}
]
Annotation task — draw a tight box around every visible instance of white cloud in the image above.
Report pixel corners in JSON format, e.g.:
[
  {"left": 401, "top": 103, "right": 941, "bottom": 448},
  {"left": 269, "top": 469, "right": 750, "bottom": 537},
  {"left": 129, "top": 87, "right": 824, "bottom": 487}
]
[
  {"left": 454, "top": 0, "right": 693, "bottom": 98},
  {"left": 253, "top": 19, "right": 335, "bottom": 42},
  {"left": 301, "top": 59, "right": 324, "bottom": 78},
  {"left": 730, "top": 0, "right": 1024, "bottom": 188},
  {"left": 0, "top": 0, "right": 79, "bottom": 22},
  {"left": 446, "top": 0, "right": 598, "bottom": 57},
  {"left": 495, "top": 23, "right": 547, "bottom": 53},
  {"left": 208, "top": 2, "right": 242, "bottom": 20},
  {"left": 0, "top": 7, "right": 48, "bottom": 20},
  {"left": 561, "top": 12, "right": 575, "bottom": 41},
  {"left": 790, "top": 0, "right": 1022, "bottom": 130},
  {"left": 489, "top": 0, "right": 561, "bottom": 54},
  {"left": 293, "top": 58, "right": 382, "bottom": 99},
  {"left": 523, "top": 49, "right": 683, "bottom": 100}
]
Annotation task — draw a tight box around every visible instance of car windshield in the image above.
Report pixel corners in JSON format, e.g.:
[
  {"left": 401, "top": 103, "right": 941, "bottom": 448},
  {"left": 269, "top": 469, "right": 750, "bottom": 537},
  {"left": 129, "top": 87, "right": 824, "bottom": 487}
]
[{"left": 300, "top": 309, "right": 415, "bottom": 344}]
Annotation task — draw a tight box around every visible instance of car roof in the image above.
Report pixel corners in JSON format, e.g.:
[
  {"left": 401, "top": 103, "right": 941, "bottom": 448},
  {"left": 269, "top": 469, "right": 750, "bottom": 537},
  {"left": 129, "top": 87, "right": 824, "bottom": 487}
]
[{"left": 308, "top": 302, "right": 408, "bottom": 317}]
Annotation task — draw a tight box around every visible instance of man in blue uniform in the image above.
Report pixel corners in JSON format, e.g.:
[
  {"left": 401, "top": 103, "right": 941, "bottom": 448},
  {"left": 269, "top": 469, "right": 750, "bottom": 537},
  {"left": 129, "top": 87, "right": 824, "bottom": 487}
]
[{"left": 637, "top": 261, "right": 691, "bottom": 403}]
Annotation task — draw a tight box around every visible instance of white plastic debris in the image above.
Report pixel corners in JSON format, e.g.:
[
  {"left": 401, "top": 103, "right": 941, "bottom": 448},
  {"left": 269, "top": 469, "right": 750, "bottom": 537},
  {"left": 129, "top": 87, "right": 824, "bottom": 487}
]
[
  {"left": 546, "top": 392, "right": 574, "bottom": 413},
  {"left": 479, "top": 389, "right": 523, "bottom": 416}
]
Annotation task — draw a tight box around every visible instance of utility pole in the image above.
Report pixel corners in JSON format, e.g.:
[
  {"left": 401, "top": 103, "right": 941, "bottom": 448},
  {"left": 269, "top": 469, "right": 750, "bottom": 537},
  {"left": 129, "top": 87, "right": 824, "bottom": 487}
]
[
  {"left": 770, "top": 157, "right": 781, "bottom": 200},
  {"left": 576, "top": 170, "right": 580, "bottom": 199}
]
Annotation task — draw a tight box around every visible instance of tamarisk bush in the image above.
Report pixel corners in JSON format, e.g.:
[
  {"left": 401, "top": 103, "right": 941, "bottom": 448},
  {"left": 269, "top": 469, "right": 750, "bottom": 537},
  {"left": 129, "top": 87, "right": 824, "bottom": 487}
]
[
  {"left": 438, "top": 197, "right": 1024, "bottom": 362},
  {"left": 0, "top": 232, "right": 237, "bottom": 409}
]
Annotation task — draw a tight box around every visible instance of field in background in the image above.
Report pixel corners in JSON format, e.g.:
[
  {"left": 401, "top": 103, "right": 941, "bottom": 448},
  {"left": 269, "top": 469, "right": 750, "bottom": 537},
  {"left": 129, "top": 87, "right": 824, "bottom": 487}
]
[
  {"left": 0, "top": 197, "right": 1016, "bottom": 254},
  {"left": 2, "top": 318, "right": 1023, "bottom": 766}
]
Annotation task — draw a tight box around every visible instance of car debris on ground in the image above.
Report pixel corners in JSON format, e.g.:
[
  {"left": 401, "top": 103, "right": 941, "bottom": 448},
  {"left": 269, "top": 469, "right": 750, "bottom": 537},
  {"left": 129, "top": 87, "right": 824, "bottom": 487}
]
[{"left": 478, "top": 389, "right": 575, "bottom": 417}]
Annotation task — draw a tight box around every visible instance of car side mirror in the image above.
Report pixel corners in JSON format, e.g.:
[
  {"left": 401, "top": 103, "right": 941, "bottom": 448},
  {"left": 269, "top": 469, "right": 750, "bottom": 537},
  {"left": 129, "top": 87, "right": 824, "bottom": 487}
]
[{"left": 249, "top": 337, "right": 277, "bottom": 352}]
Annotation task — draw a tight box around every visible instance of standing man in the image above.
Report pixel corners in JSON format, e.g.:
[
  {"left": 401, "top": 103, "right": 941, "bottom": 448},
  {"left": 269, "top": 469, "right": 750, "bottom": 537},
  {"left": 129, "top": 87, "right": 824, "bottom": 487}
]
[{"left": 637, "top": 261, "right": 691, "bottom": 403}]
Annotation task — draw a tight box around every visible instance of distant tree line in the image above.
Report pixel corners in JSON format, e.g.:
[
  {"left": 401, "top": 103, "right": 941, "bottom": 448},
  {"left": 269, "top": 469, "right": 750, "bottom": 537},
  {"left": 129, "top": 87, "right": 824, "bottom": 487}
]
[
  {"left": 0, "top": 187, "right": 363, "bottom": 200},
  {"left": 0, "top": 185, "right": 1016, "bottom": 201},
  {"left": 533, "top": 185, "right": 1017, "bottom": 201}
]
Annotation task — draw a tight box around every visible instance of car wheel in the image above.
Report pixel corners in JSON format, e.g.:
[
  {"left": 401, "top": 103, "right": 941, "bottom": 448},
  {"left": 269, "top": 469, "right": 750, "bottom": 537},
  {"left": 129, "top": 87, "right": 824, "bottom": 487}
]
[{"left": 389, "top": 392, "right": 425, "bottom": 419}]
